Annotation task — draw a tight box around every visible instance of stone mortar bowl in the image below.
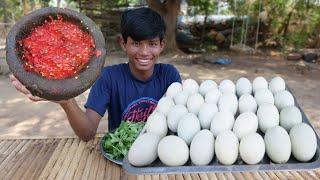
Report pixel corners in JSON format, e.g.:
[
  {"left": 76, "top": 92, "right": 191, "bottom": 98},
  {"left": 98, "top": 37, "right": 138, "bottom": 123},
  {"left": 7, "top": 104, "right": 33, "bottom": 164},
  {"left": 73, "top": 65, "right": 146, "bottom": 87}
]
[{"left": 6, "top": 7, "right": 106, "bottom": 101}]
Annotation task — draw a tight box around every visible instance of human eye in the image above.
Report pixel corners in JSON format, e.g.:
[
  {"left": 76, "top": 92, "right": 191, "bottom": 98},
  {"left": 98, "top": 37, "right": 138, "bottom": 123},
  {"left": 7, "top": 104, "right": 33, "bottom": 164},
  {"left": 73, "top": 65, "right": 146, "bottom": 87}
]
[
  {"left": 132, "top": 41, "right": 140, "bottom": 46},
  {"left": 149, "top": 42, "right": 158, "bottom": 46}
]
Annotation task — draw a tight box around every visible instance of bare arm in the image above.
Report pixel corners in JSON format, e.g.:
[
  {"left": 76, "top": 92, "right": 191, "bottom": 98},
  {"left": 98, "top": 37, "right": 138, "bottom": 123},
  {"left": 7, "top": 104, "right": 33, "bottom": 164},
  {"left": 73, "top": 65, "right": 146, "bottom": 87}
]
[
  {"left": 10, "top": 74, "right": 102, "bottom": 141},
  {"left": 59, "top": 99, "right": 102, "bottom": 141}
]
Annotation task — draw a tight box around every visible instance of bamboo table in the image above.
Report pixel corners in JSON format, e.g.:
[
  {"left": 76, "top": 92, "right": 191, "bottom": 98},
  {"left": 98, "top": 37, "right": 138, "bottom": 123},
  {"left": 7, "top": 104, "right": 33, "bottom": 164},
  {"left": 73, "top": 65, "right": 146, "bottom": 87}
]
[{"left": 0, "top": 138, "right": 319, "bottom": 180}]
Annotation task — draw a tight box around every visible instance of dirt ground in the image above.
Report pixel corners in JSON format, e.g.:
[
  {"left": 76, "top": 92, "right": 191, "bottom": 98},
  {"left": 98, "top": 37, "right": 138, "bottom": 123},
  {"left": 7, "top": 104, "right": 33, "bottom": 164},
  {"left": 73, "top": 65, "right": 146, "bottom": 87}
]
[{"left": 0, "top": 51, "right": 319, "bottom": 139}]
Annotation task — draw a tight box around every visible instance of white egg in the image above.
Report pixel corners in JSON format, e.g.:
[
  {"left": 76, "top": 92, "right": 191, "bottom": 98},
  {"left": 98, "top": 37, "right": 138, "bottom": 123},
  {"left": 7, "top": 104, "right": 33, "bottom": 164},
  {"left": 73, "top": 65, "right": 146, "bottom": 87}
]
[
  {"left": 183, "top": 79, "right": 199, "bottom": 95},
  {"left": 233, "top": 112, "right": 258, "bottom": 140},
  {"left": 177, "top": 113, "right": 201, "bottom": 145},
  {"left": 158, "top": 135, "right": 189, "bottom": 166},
  {"left": 269, "top": 76, "right": 286, "bottom": 94},
  {"left": 190, "top": 130, "right": 215, "bottom": 165},
  {"left": 219, "top": 79, "right": 235, "bottom": 94},
  {"left": 280, "top": 106, "right": 302, "bottom": 131},
  {"left": 264, "top": 126, "right": 291, "bottom": 164},
  {"left": 146, "top": 111, "right": 168, "bottom": 138},
  {"left": 167, "top": 105, "right": 188, "bottom": 133},
  {"left": 238, "top": 94, "right": 257, "bottom": 113},
  {"left": 257, "top": 103, "right": 279, "bottom": 133},
  {"left": 254, "top": 89, "right": 274, "bottom": 106},
  {"left": 274, "top": 90, "right": 295, "bottom": 110},
  {"left": 252, "top": 76, "right": 268, "bottom": 94},
  {"left": 218, "top": 92, "right": 238, "bottom": 115},
  {"left": 205, "top": 88, "right": 221, "bottom": 104},
  {"left": 236, "top": 77, "right": 252, "bottom": 97},
  {"left": 128, "top": 133, "right": 161, "bottom": 166},
  {"left": 173, "top": 90, "right": 189, "bottom": 106},
  {"left": 199, "top": 80, "right": 217, "bottom": 96},
  {"left": 187, "top": 93, "right": 204, "bottom": 115},
  {"left": 215, "top": 131, "right": 239, "bottom": 165},
  {"left": 240, "top": 133, "right": 265, "bottom": 165},
  {"left": 166, "top": 82, "right": 182, "bottom": 98},
  {"left": 156, "top": 97, "right": 175, "bottom": 116},
  {"left": 198, "top": 103, "right": 218, "bottom": 129},
  {"left": 210, "top": 111, "right": 235, "bottom": 137},
  {"left": 290, "top": 123, "right": 317, "bottom": 162}
]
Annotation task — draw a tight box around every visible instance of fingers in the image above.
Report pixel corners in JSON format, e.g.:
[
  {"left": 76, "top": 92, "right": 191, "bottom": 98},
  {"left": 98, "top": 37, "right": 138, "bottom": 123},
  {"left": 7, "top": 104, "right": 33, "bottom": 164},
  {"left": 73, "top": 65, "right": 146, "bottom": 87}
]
[
  {"left": 10, "top": 74, "right": 31, "bottom": 95},
  {"left": 54, "top": 99, "right": 73, "bottom": 105},
  {"left": 9, "top": 74, "right": 16, "bottom": 81},
  {"left": 10, "top": 74, "right": 45, "bottom": 102},
  {"left": 11, "top": 80, "right": 30, "bottom": 95},
  {"left": 27, "top": 94, "right": 46, "bottom": 102}
]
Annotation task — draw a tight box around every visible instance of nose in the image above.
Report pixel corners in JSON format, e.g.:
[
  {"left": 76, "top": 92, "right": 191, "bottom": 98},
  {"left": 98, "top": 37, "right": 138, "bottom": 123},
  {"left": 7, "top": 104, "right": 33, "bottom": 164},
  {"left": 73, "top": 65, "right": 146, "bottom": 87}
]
[{"left": 139, "top": 44, "right": 149, "bottom": 55}]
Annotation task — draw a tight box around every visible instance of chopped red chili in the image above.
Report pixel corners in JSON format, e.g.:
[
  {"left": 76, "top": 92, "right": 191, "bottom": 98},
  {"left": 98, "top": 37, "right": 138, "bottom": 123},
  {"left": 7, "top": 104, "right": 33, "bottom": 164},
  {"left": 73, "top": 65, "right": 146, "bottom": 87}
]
[{"left": 20, "top": 15, "right": 95, "bottom": 79}]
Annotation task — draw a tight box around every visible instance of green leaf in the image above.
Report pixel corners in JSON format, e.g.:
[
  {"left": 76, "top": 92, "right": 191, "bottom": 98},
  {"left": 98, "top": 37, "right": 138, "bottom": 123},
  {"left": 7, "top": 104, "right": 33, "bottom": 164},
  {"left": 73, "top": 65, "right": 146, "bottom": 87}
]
[{"left": 102, "top": 121, "right": 145, "bottom": 160}]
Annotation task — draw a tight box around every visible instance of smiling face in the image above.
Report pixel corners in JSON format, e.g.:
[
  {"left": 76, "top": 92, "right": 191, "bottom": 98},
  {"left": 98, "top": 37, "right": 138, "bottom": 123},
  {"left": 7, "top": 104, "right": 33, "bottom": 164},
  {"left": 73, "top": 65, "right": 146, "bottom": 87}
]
[{"left": 121, "top": 36, "right": 165, "bottom": 75}]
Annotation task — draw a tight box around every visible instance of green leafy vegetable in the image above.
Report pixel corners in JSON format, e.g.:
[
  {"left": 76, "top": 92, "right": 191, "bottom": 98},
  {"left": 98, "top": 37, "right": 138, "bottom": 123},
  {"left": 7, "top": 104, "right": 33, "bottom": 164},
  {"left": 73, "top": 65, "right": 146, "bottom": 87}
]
[{"left": 102, "top": 121, "right": 145, "bottom": 160}]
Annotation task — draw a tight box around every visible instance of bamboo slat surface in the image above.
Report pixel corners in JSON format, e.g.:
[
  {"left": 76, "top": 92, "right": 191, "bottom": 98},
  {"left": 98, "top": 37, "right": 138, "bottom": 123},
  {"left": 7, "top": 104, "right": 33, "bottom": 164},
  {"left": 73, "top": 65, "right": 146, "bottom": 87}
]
[{"left": 0, "top": 138, "right": 319, "bottom": 180}]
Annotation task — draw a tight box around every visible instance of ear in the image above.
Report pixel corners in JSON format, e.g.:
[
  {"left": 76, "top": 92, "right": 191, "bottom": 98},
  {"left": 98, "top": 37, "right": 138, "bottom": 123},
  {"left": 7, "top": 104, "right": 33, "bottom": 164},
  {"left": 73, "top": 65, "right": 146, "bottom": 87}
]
[
  {"left": 118, "top": 35, "right": 127, "bottom": 52},
  {"left": 160, "top": 39, "right": 166, "bottom": 52}
]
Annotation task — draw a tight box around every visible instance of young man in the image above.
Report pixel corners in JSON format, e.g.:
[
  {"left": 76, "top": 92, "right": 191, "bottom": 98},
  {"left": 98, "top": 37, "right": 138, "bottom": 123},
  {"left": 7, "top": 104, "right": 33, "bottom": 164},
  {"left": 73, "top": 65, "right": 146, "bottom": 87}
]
[{"left": 10, "top": 7, "right": 181, "bottom": 141}]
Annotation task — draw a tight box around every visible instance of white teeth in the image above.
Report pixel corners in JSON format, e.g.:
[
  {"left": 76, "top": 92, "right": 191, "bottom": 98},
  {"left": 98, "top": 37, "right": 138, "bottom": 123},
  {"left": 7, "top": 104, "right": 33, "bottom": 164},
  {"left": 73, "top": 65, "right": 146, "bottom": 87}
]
[{"left": 137, "top": 59, "right": 150, "bottom": 64}]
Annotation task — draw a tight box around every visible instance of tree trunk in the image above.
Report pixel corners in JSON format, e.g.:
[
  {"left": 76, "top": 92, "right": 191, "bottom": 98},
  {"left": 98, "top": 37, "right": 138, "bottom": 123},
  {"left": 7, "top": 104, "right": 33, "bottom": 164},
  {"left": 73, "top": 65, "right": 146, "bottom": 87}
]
[
  {"left": 22, "top": 0, "right": 31, "bottom": 15},
  {"left": 30, "top": 0, "right": 35, "bottom": 11},
  {"left": 0, "top": 0, "right": 9, "bottom": 29},
  {"left": 2, "top": 0, "right": 8, "bottom": 24},
  {"left": 280, "top": 11, "right": 293, "bottom": 38},
  {"left": 240, "top": 16, "right": 245, "bottom": 45},
  {"left": 57, "top": 0, "right": 61, "bottom": 7},
  {"left": 315, "top": 22, "right": 320, "bottom": 48},
  {"left": 41, "top": 0, "right": 50, "bottom": 7},
  {"left": 315, "top": 35, "right": 320, "bottom": 48},
  {"left": 200, "top": 15, "right": 208, "bottom": 47},
  {"left": 146, "top": 0, "right": 181, "bottom": 52},
  {"left": 278, "top": 1, "right": 299, "bottom": 37},
  {"left": 78, "top": 0, "right": 82, "bottom": 12},
  {"left": 163, "top": 2, "right": 180, "bottom": 51}
]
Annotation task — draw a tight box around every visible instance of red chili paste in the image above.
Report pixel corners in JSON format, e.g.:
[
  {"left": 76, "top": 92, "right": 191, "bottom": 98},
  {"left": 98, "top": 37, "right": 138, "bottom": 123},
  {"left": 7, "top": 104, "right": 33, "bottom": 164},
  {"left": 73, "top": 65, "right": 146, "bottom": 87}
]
[{"left": 19, "top": 15, "right": 95, "bottom": 79}]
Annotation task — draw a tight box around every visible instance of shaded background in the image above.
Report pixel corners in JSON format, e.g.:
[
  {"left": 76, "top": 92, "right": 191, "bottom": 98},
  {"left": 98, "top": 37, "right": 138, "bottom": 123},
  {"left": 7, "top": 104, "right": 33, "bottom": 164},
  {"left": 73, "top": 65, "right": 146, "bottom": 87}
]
[{"left": 0, "top": 0, "right": 319, "bottom": 139}]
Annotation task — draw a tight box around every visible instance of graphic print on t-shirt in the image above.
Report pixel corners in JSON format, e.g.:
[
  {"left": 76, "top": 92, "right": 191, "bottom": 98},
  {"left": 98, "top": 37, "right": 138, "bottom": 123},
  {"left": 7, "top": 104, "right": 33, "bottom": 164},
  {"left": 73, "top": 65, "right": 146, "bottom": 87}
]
[{"left": 121, "top": 97, "right": 158, "bottom": 122}]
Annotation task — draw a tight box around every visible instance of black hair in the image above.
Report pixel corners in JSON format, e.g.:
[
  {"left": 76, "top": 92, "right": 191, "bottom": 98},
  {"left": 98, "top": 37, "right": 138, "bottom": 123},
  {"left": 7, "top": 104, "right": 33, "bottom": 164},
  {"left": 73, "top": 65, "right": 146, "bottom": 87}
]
[{"left": 120, "top": 7, "right": 166, "bottom": 42}]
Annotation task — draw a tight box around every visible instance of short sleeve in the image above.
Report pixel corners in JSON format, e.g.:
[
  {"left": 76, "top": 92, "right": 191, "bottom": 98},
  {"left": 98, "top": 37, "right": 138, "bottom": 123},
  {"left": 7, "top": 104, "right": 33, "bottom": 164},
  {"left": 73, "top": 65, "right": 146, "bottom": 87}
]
[
  {"left": 84, "top": 70, "right": 111, "bottom": 116},
  {"left": 167, "top": 64, "right": 181, "bottom": 83}
]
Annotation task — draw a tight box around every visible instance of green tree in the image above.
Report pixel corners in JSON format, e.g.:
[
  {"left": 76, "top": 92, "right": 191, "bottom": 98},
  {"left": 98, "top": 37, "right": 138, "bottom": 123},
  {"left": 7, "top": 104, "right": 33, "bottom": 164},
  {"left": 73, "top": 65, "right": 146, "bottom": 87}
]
[
  {"left": 260, "top": 0, "right": 320, "bottom": 50},
  {"left": 188, "top": 0, "right": 218, "bottom": 46},
  {"left": 0, "top": 0, "right": 23, "bottom": 23},
  {"left": 226, "top": 0, "right": 320, "bottom": 50},
  {"left": 147, "top": 0, "right": 182, "bottom": 52}
]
